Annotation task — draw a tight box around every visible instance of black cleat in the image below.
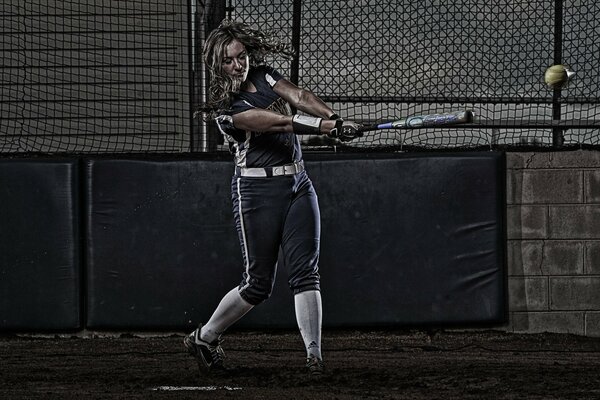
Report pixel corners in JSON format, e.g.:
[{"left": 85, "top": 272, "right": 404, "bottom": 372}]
[
  {"left": 306, "top": 355, "right": 324, "bottom": 379},
  {"left": 183, "top": 325, "right": 225, "bottom": 373}
]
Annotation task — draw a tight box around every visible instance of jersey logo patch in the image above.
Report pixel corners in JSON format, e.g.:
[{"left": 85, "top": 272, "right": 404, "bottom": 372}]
[{"left": 265, "top": 73, "right": 277, "bottom": 88}]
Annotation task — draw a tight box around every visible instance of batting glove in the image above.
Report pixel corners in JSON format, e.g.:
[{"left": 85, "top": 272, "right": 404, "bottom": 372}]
[{"left": 328, "top": 120, "right": 364, "bottom": 142}]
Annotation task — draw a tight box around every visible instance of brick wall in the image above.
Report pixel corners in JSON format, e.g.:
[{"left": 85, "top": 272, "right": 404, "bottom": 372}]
[{"left": 506, "top": 150, "right": 600, "bottom": 337}]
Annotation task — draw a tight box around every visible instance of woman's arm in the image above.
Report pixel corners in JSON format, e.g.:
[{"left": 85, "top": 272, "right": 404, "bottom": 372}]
[
  {"left": 232, "top": 108, "right": 336, "bottom": 134},
  {"left": 230, "top": 77, "right": 360, "bottom": 138},
  {"left": 272, "top": 79, "right": 337, "bottom": 119}
]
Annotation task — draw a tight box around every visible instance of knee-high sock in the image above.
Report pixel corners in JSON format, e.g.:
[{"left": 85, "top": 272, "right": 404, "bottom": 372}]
[
  {"left": 294, "top": 290, "right": 322, "bottom": 359},
  {"left": 200, "top": 287, "right": 253, "bottom": 343}
]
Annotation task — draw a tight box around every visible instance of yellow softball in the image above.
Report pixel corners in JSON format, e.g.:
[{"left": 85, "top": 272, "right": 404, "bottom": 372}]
[{"left": 544, "top": 64, "right": 574, "bottom": 89}]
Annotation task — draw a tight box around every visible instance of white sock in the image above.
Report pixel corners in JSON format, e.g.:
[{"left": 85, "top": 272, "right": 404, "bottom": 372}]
[
  {"left": 199, "top": 287, "right": 253, "bottom": 343},
  {"left": 294, "top": 290, "right": 322, "bottom": 360}
]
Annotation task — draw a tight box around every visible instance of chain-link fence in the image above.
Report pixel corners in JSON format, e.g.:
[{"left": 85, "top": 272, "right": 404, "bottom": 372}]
[
  {"left": 229, "top": 0, "right": 600, "bottom": 151},
  {"left": 2, "top": 0, "right": 599, "bottom": 154}
]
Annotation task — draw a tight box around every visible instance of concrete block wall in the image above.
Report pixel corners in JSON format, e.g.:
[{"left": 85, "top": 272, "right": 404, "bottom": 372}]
[{"left": 506, "top": 150, "right": 600, "bottom": 337}]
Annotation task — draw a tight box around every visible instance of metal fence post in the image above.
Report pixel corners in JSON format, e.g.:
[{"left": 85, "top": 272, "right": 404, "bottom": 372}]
[
  {"left": 552, "top": 0, "right": 565, "bottom": 148},
  {"left": 192, "top": 0, "right": 226, "bottom": 152}
]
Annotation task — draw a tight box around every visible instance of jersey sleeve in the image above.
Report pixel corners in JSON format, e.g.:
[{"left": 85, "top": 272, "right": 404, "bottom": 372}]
[
  {"left": 262, "top": 66, "right": 285, "bottom": 88},
  {"left": 214, "top": 113, "right": 246, "bottom": 142},
  {"left": 229, "top": 98, "right": 255, "bottom": 115}
]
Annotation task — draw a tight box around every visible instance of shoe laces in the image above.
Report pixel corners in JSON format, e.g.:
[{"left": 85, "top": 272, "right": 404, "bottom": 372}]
[
  {"left": 205, "top": 338, "right": 225, "bottom": 364},
  {"left": 306, "top": 355, "right": 323, "bottom": 370},
  {"left": 210, "top": 344, "right": 225, "bottom": 364},
  {"left": 190, "top": 328, "right": 225, "bottom": 364}
]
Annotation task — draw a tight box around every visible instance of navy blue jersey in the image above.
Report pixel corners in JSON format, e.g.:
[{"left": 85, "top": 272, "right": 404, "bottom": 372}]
[{"left": 216, "top": 65, "right": 302, "bottom": 168}]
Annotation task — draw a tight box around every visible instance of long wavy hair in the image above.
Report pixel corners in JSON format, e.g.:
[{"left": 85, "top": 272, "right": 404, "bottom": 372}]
[{"left": 196, "top": 20, "right": 294, "bottom": 119}]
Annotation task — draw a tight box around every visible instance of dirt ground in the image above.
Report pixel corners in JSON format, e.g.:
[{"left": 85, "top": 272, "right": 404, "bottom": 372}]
[{"left": 2, "top": 329, "right": 600, "bottom": 400}]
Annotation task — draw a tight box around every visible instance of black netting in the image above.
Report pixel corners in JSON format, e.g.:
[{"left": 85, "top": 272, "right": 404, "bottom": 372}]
[
  {"left": 1, "top": 1, "right": 190, "bottom": 154},
  {"left": 2, "top": 0, "right": 600, "bottom": 154}
]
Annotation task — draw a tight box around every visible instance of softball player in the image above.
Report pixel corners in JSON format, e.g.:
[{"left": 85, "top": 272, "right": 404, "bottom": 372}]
[{"left": 184, "top": 20, "right": 361, "bottom": 378}]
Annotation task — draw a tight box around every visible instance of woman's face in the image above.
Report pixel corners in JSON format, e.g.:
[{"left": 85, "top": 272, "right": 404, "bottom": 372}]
[{"left": 222, "top": 39, "right": 249, "bottom": 83}]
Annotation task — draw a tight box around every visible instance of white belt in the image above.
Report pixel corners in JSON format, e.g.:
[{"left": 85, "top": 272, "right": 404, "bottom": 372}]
[{"left": 236, "top": 160, "right": 305, "bottom": 177}]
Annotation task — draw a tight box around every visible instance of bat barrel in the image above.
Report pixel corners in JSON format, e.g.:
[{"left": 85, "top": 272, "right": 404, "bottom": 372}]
[
  {"left": 359, "top": 110, "right": 473, "bottom": 132},
  {"left": 411, "top": 110, "right": 473, "bottom": 127}
]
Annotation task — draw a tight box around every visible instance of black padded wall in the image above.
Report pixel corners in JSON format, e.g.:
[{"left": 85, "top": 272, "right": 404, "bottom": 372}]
[
  {"left": 0, "top": 159, "right": 80, "bottom": 330},
  {"left": 85, "top": 153, "right": 505, "bottom": 330},
  {"left": 308, "top": 152, "right": 506, "bottom": 327},
  {"left": 85, "top": 159, "right": 241, "bottom": 329}
]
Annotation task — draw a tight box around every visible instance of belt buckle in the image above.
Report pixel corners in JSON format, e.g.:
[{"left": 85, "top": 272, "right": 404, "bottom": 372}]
[{"left": 273, "top": 166, "right": 284, "bottom": 176}]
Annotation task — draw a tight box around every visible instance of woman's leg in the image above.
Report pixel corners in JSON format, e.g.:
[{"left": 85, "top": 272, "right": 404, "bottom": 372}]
[
  {"left": 281, "top": 173, "right": 323, "bottom": 366},
  {"left": 200, "top": 287, "right": 253, "bottom": 343}
]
